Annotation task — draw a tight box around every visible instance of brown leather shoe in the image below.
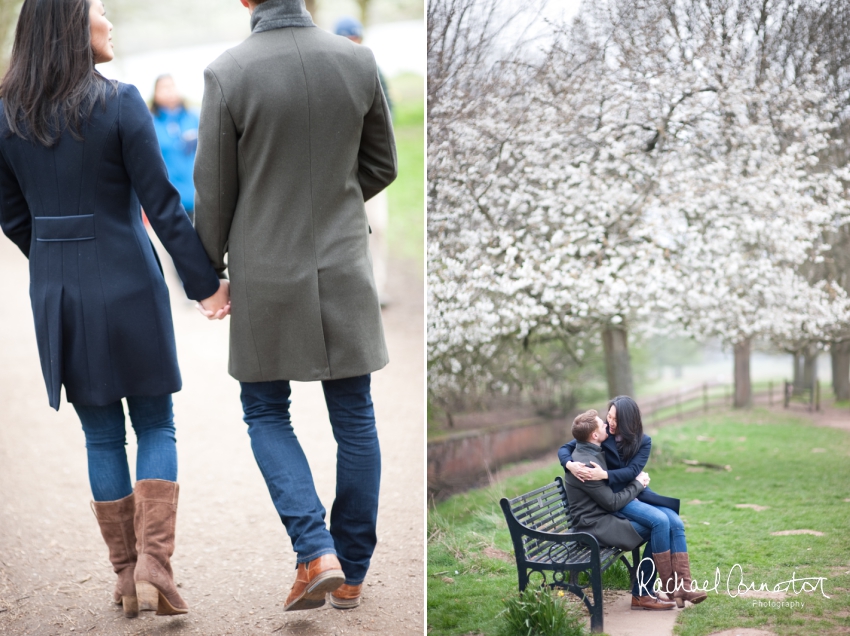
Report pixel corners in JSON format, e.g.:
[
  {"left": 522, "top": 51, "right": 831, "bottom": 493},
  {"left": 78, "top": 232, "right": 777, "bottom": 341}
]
[
  {"left": 133, "top": 480, "right": 188, "bottom": 616},
  {"left": 284, "top": 554, "right": 345, "bottom": 611},
  {"left": 329, "top": 583, "right": 362, "bottom": 609},
  {"left": 631, "top": 595, "right": 676, "bottom": 610},
  {"left": 91, "top": 494, "right": 138, "bottom": 618}
]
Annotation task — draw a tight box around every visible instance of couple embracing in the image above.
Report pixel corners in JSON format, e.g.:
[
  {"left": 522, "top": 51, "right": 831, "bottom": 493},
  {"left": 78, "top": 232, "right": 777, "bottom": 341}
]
[
  {"left": 559, "top": 396, "right": 709, "bottom": 610},
  {"left": 0, "top": 0, "right": 395, "bottom": 620}
]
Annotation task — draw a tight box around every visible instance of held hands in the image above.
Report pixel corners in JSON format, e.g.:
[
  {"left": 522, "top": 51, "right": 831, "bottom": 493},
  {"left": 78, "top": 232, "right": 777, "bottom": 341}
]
[
  {"left": 566, "top": 461, "right": 608, "bottom": 482},
  {"left": 636, "top": 471, "right": 650, "bottom": 488},
  {"left": 197, "top": 280, "right": 231, "bottom": 320}
]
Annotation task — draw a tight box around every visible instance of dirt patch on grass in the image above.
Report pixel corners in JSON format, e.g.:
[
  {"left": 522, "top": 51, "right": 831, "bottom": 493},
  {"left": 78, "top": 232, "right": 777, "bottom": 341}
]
[
  {"left": 736, "top": 504, "right": 770, "bottom": 511},
  {"left": 706, "top": 630, "right": 778, "bottom": 636},
  {"left": 770, "top": 529, "right": 825, "bottom": 536},
  {"left": 730, "top": 590, "right": 787, "bottom": 600},
  {"left": 481, "top": 546, "right": 514, "bottom": 563}
]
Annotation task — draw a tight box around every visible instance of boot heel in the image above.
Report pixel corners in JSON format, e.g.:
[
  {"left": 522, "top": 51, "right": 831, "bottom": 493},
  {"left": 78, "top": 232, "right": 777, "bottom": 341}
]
[
  {"left": 675, "top": 597, "right": 685, "bottom": 608},
  {"left": 122, "top": 595, "right": 139, "bottom": 618},
  {"left": 136, "top": 581, "right": 160, "bottom": 612}
]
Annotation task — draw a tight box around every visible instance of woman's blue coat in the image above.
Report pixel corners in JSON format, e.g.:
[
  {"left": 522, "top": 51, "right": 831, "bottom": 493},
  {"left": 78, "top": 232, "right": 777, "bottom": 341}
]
[{"left": 0, "top": 82, "right": 220, "bottom": 410}]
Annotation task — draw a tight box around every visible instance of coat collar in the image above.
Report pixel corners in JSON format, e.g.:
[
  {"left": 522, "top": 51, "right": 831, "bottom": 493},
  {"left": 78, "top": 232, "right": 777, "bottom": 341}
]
[
  {"left": 574, "top": 441, "right": 605, "bottom": 461},
  {"left": 251, "top": 0, "right": 314, "bottom": 33}
]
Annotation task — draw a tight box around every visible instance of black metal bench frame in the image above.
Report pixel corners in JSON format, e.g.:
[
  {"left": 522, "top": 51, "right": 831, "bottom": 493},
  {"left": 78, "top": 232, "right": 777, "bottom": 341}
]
[{"left": 499, "top": 476, "right": 644, "bottom": 634}]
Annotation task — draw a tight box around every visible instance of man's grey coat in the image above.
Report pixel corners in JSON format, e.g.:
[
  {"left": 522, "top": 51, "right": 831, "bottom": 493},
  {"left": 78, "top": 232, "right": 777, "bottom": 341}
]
[
  {"left": 563, "top": 442, "right": 645, "bottom": 550},
  {"left": 194, "top": 20, "right": 397, "bottom": 382}
]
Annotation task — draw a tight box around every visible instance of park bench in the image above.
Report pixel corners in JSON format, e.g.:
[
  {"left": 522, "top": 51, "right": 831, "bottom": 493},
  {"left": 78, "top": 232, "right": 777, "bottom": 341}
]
[{"left": 499, "top": 476, "right": 644, "bottom": 634}]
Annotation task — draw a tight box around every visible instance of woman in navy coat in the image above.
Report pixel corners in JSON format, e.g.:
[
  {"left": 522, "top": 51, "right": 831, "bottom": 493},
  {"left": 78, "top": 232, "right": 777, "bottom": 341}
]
[{"left": 0, "top": 0, "right": 228, "bottom": 619}]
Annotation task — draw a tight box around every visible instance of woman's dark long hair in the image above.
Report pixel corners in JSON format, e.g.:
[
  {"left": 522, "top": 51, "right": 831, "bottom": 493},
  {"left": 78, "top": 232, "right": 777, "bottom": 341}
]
[
  {"left": 0, "top": 0, "right": 113, "bottom": 147},
  {"left": 607, "top": 395, "right": 644, "bottom": 463}
]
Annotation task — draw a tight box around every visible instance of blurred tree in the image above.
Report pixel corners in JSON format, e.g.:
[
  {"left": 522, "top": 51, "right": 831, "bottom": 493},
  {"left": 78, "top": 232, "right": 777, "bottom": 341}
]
[
  {"left": 0, "top": 0, "right": 22, "bottom": 74},
  {"left": 355, "top": 0, "right": 369, "bottom": 24}
]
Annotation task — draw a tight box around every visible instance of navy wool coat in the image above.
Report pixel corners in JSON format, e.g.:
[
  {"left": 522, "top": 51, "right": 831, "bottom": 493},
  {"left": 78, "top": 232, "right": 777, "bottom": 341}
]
[{"left": 0, "top": 82, "right": 221, "bottom": 410}]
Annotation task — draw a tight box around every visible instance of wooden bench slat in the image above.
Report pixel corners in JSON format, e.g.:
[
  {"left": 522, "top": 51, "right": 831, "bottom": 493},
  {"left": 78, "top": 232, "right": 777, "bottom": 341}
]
[
  {"left": 508, "top": 482, "right": 562, "bottom": 503},
  {"left": 518, "top": 508, "right": 569, "bottom": 530},
  {"left": 511, "top": 494, "right": 566, "bottom": 520}
]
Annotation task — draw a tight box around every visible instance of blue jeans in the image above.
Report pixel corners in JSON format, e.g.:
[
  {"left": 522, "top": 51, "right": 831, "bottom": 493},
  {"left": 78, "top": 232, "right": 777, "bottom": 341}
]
[
  {"left": 240, "top": 374, "right": 381, "bottom": 585},
  {"left": 621, "top": 499, "right": 687, "bottom": 554},
  {"left": 74, "top": 395, "right": 177, "bottom": 502}
]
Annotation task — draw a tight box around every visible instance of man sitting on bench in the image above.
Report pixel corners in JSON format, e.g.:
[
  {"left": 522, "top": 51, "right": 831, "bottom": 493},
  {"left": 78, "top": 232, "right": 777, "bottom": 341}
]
[{"left": 564, "top": 410, "right": 675, "bottom": 610}]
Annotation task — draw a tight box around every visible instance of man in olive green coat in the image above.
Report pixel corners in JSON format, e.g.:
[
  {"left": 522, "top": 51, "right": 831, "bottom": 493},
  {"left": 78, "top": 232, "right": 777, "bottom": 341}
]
[{"left": 193, "top": 0, "right": 397, "bottom": 612}]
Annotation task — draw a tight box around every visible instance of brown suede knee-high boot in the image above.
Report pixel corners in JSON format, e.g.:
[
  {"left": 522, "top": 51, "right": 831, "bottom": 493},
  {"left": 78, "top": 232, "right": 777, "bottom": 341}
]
[
  {"left": 671, "top": 552, "right": 708, "bottom": 607},
  {"left": 133, "top": 479, "right": 188, "bottom": 615},
  {"left": 653, "top": 550, "right": 675, "bottom": 598},
  {"left": 92, "top": 494, "right": 138, "bottom": 618}
]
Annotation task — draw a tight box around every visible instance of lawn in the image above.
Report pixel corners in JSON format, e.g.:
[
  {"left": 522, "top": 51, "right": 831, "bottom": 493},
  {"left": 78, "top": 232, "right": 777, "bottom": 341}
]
[
  {"left": 386, "top": 72, "right": 424, "bottom": 275},
  {"left": 427, "top": 409, "right": 850, "bottom": 635}
]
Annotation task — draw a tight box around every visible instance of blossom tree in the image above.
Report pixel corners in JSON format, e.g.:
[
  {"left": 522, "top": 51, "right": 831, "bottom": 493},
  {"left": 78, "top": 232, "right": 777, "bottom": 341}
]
[{"left": 427, "top": 0, "right": 850, "bottom": 410}]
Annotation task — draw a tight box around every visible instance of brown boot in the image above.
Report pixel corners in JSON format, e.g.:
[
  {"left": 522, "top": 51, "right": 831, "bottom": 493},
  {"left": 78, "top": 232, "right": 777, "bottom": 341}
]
[
  {"left": 671, "top": 552, "right": 708, "bottom": 607},
  {"left": 133, "top": 479, "right": 188, "bottom": 615},
  {"left": 653, "top": 550, "right": 675, "bottom": 598},
  {"left": 631, "top": 595, "right": 675, "bottom": 610},
  {"left": 284, "top": 554, "right": 345, "bottom": 611},
  {"left": 330, "top": 583, "right": 363, "bottom": 609},
  {"left": 91, "top": 494, "right": 138, "bottom": 618}
]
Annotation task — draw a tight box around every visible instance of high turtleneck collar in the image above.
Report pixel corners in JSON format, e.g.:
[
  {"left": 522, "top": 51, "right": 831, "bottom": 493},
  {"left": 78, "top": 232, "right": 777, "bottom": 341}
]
[
  {"left": 251, "top": 0, "right": 315, "bottom": 33},
  {"left": 575, "top": 441, "right": 604, "bottom": 459}
]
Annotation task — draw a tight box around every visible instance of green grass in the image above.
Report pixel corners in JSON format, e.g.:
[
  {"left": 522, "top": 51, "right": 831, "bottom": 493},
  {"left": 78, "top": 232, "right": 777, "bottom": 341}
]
[
  {"left": 427, "top": 409, "right": 850, "bottom": 635},
  {"left": 386, "top": 73, "right": 424, "bottom": 275}
]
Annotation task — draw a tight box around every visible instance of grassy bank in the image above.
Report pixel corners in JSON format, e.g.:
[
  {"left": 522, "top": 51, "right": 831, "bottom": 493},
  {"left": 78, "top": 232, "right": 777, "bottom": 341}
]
[
  {"left": 386, "top": 72, "right": 424, "bottom": 275},
  {"left": 427, "top": 409, "right": 850, "bottom": 635}
]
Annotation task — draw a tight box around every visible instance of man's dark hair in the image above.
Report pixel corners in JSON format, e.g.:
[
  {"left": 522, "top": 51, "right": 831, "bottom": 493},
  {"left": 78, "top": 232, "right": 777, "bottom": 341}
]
[
  {"left": 607, "top": 396, "right": 644, "bottom": 462},
  {"left": 1, "top": 0, "right": 114, "bottom": 147},
  {"left": 572, "top": 409, "right": 599, "bottom": 443}
]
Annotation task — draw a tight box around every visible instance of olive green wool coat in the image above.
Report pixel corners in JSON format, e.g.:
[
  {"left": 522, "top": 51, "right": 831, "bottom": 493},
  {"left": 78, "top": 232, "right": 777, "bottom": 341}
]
[{"left": 194, "top": 26, "right": 397, "bottom": 382}]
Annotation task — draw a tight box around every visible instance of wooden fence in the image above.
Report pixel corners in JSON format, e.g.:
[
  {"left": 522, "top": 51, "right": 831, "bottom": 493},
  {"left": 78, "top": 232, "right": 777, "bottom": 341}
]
[{"left": 638, "top": 379, "right": 820, "bottom": 427}]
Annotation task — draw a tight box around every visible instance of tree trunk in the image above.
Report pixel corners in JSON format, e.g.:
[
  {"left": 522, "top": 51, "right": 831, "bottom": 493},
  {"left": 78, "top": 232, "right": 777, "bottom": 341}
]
[
  {"left": 305, "top": 0, "right": 317, "bottom": 19},
  {"left": 803, "top": 345, "right": 818, "bottom": 390},
  {"left": 832, "top": 342, "right": 850, "bottom": 401},
  {"left": 792, "top": 351, "right": 804, "bottom": 391},
  {"left": 733, "top": 338, "right": 751, "bottom": 408},
  {"left": 602, "top": 324, "right": 634, "bottom": 398},
  {"left": 357, "top": 0, "right": 370, "bottom": 25}
]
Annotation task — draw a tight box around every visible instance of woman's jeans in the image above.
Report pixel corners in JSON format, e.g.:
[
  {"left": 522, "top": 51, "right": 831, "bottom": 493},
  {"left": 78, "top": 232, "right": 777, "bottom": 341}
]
[
  {"left": 622, "top": 499, "right": 687, "bottom": 554},
  {"left": 240, "top": 374, "right": 380, "bottom": 585},
  {"left": 624, "top": 499, "right": 687, "bottom": 597},
  {"left": 74, "top": 395, "right": 177, "bottom": 502}
]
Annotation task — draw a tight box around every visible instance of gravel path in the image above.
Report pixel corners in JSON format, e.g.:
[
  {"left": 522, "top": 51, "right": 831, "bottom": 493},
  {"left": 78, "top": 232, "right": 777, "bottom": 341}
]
[{"left": 0, "top": 234, "right": 424, "bottom": 635}]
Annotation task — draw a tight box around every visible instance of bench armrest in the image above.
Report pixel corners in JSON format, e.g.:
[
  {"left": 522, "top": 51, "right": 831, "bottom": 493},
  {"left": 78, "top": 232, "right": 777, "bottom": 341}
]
[{"left": 515, "top": 526, "right": 601, "bottom": 553}]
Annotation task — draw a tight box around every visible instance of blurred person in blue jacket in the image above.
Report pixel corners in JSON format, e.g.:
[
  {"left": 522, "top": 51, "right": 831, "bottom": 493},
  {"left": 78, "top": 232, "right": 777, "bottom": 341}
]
[
  {"left": 150, "top": 75, "right": 198, "bottom": 222},
  {"left": 335, "top": 16, "right": 391, "bottom": 305}
]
